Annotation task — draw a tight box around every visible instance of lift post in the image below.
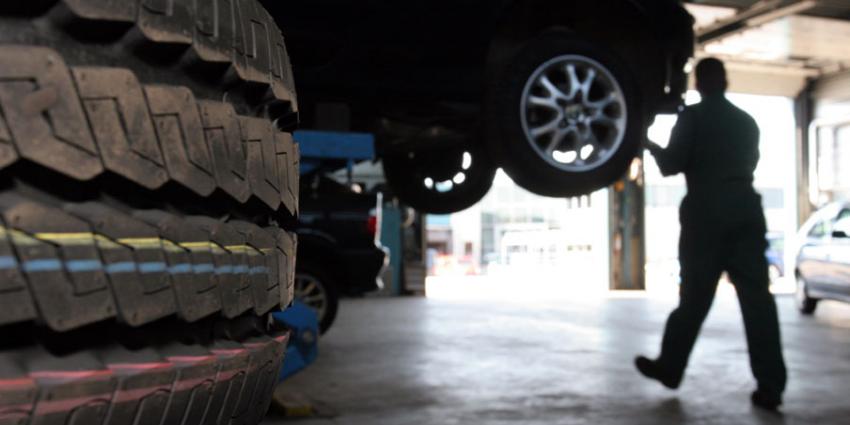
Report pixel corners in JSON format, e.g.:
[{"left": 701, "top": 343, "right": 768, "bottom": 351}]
[{"left": 608, "top": 160, "right": 646, "bottom": 291}]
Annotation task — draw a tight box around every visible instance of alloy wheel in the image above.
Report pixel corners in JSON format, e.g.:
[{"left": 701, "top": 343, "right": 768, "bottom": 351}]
[
  {"left": 295, "top": 272, "right": 328, "bottom": 323},
  {"left": 520, "top": 55, "right": 627, "bottom": 172}
]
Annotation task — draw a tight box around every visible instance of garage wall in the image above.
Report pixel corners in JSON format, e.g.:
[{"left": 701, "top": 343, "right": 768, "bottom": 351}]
[
  {"left": 810, "top": 70, "right": 850, "bottom": 205},
  {"left": 814, "top": 71, "right": 850, "bottom": 120}
]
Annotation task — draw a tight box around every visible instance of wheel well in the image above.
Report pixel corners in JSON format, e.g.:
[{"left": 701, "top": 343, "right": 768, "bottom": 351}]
[
  {"left": 486, "top": 0, "right": 660, "bottom": 107},
  {"left": 296, "top": 233, "right": 347, "bottom": 281},
  {"left": 487, "top": 0, "right": 650, "bottom": 65}
]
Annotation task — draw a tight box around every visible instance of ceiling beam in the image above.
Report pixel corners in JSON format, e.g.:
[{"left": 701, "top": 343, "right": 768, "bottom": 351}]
[{"left": 696, "top": 0, "right": 818, "bottom": 45}]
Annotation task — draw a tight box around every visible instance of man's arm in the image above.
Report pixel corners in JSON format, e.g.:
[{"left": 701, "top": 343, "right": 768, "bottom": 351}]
[{"left": 647, "top": 109, "right": 694, "bottom": 177}]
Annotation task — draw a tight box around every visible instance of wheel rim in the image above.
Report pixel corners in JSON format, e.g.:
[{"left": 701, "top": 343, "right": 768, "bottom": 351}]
[
  {"left": 420, "top": 150, "right": 476, "bottom": 194},
  {"left": 295, "top": 273, "right": 328, "bottom": 323},
  {"left": 520, "top": 55, "right": 627, "bottom": 172}
]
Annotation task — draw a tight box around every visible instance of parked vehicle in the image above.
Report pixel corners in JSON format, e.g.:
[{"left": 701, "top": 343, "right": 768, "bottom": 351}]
[
  {"left": 296, "top": 174, "right": 388, "bottom": 333},
  {"left": 795, "top": 202, "right": 850, "bottom": 314},
  {"left": 263, "top": 0, "right": 695, "bottom": 213},
  {"left": 766, "top": 232, "right": 785, "bottom": 284}
]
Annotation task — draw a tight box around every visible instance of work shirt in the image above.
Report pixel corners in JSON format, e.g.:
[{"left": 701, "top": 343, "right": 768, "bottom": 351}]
[{"left": 651, "top": 94, "right": 760, "bottom": 195}]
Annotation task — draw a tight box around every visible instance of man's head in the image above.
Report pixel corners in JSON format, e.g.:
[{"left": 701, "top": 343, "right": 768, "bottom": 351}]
[{"left": 695, "top": 58, "right": 728, "bottom": 97}]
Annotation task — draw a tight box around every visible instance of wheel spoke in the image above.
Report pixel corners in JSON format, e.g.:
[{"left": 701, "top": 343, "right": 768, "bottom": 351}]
[
  {"left": 591, "top": 115, "right": 618, "bottom": 129},
  {"left": 587, "top": 92, "right": 617, "bottom": 109},
  {"left": 301, "top": 281, "right": 318, "bottom": 297},
  {"left": 538, "top": 75, "right": 568, "bottom": 100},
  {"left": 528, "top": 95, "right": 559, "bottom": 111},
  {"left": 545, "top": 127, "right": 575, "bottom": 154},
  {"left": 566, "top": 64, "right": 581, "bottom": 99},
  {"left": 579, "top": 68, "right": 596, "bottom": 102},
  {"left": 303, "top": 294, "right": 325, "bottom": 305},
  {"left": 530, "top": 118, "right": 561, "bottom": 138}
]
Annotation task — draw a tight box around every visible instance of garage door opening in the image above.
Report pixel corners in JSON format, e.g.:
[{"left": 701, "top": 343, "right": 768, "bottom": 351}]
[
  {"left": 425, "top": 89, "right": 799, "bottom": 302},
  {"left": 425, "top": 171, "right": 610, "bottom": 302},
  {"left": 645, "top": 90, "right": 799, "bottom": 296}
]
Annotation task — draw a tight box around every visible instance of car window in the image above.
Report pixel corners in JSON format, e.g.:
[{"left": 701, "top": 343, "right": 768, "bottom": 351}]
[
  {"left": 809, "top": 219, "right": 828, "bottom": 238},
  {"left": 838, "top": 209, "right": 850, "bottom": 221},
  {"left": 834, "top": 217, "right": 850, "bottom": 237}
]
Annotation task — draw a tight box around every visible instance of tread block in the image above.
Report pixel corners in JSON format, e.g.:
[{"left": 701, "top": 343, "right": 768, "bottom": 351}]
[
  {"left": 291, "top": 142, "right": 300, "bottom": 213},
  {"left": 58, "top": 0, "right": 298, "bottom": 105},
  {"left": 0, "top": 194, "right": 115, "bottom": 332},
  {"left": 265, "top": 227, "right": 295, "bottom": 308},
  {"left": 189, "top": 217, "right": 254, "bottom": 319},
  {"left": 63, "top": 203, "right": 177, "bottom": 327},
  {"left": 230, "top": 336, "right": 285, "bottom": 425},
  {"left": 239, "top": 116, "right": 280, "bottom": 210},
  {"left": 0, "top": 46, "right": 103, "bottom": 181},
  {"left": 0, "top": 219, "right": 38, "bottom": 327},
  {"left": 228, "top": 221, "right": 279, "bottom": 315},
  {"left": 204, "top": 342, "right": 251, "bottom": 425},
  {"left": 138, "top": 0, "right": 194, "bottom": 44},
  {"left": 0, "top": 109, "right": 18, "bottom": 169},
  {"left": 27, "top": 351, "right": 116, "bottom": 425},
  {"left": 160, "top": 345, "right": 218, "bottom": 425},
  {"left": 100, "top": 348, "right": 175, "bottom": 425},
  {"left": 232, "top": 0, "right": 272, "bottom": 85},
  {"left": 132, "top": 210, "right": 221, "bottom": 322},
  {"left": 2, "top": 332, "right": 287, "bottom": 425},
  {"left": 73, "top": 67, "right": 169, "bottom": 190},
  {"left": 145, "top": 85, "right": 216, "bottom": 197},
  {"left": 193, "top": 0, "right": 237, "bottom": 63},
  {"left": 63, "top": 0, "right": 137, "bottom": 21},
  {"left": 0, "top": 354, "right": 36, "bottom": 425},
  {"left": 199, "top": 101, "right": 250, "bottom": 203},
  {"left": 274, "top": 131, "right": 298, "bottom": 216},
  {"left": 268, "top": 20, "right": 297, "bottom": 107}
]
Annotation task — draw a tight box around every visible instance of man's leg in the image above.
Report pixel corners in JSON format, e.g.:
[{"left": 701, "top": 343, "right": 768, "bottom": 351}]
[
  {"left": 656, "top": 222, "right": 723, "bottom": 386},
  {"left": 726, "top": 217, "right": 787, "bottom": 400}
]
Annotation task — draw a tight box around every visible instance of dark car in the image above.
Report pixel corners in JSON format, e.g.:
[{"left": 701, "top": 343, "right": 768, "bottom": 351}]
[
  {"left": 795, "top": 202, "right": 850, "bottom": 315},
  {"left": 262, "top": 0, "right": 695, "bottom": 213},
  {"left": 296, "top": 174, "right": 388, "bottom": 333}
]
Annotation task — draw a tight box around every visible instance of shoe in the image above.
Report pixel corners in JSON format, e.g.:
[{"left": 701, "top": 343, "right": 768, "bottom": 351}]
[
  {"left": 751, "top": 390, "right": 782, "bottom": 412},
  {"left": 634, "top": 356, "right": 679, "bottom": 390}
]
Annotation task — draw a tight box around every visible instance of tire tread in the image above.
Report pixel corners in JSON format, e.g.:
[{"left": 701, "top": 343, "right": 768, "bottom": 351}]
[
  {"left": 0, "top": 191, "right": 296, "bottom": 331},
  {"left": 0, "top": 46, "right": 298, "bottom": 214}
]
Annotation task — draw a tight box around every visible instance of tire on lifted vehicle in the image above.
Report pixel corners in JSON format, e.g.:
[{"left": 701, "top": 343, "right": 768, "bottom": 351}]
[
  {"left": 486, "top": 35, "right": 643, "bottom": 197},
  {"left": 381, "top": 135, "right": 497, "bottom": 215},
  {"left": 0, "top": 1, "right": 299, "bottom": 424}
]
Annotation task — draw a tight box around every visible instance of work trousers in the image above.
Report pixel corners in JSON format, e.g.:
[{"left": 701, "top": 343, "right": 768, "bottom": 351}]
[{"left": 658, "top": 189, "right": 787, "bottom": 396}]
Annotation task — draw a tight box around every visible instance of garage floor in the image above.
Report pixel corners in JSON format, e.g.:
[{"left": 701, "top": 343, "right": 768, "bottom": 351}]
[{"left": 264, "top": 289, "right": 850, "bottom": 425}]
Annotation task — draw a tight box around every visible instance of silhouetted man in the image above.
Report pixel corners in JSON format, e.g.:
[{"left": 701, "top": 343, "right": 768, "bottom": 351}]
[{"left": 636, "top": 58, "right": 787, "bottom": 411}]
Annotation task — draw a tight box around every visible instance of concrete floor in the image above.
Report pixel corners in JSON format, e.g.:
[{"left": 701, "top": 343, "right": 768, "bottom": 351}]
[{"left": 265, "top": 289, "right": 850, "bottom": 425}]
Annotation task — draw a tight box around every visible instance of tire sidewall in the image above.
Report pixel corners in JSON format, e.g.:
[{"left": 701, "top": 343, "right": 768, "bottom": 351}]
[
  {"left": 486, "top": 35, "right": 643, "bottom": 197},
  {"left": 795, "top": 275, "right": 817, "bottom": 315}
]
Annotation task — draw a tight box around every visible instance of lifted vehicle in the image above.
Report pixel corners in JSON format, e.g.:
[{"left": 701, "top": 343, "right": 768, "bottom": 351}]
[
  {"left": 296, "top": 174, "right": 387, "bottom": 334},
  {"left": 264, "top": 0, "right": 695, "bottom": 213}
]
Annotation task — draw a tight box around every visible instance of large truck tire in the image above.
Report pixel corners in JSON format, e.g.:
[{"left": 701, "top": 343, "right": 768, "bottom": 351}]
[{"left": 0, "top": 1, "right": 299, "bottom": 424}]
